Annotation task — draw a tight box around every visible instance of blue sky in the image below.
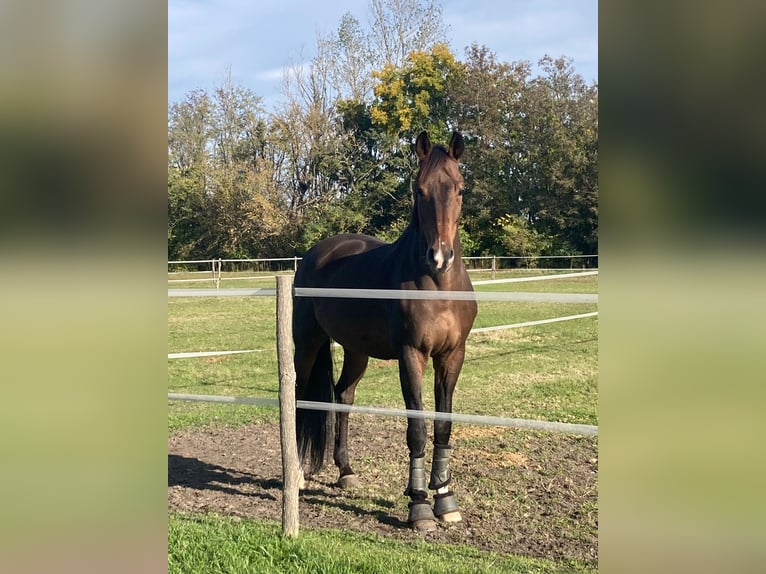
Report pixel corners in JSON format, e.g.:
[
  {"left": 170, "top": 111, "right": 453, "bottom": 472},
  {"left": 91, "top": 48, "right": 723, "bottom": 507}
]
[{"left": 169, "top": 0, "right": 598, "bottom": 110}]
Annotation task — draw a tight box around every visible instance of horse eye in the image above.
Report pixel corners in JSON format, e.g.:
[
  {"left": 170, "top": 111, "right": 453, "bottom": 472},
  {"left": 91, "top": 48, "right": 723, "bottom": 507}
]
[{"left": 458, "top": 186, "right": 465, "bottom": 196}]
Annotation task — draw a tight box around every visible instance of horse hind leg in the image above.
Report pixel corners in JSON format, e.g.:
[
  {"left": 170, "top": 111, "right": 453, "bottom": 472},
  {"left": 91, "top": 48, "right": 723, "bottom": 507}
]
[
  {"left": 333, "top": 348, "right": 368, "bottom": 489},
  {"left": 293, "top": 300, "right": 334, "bottom": 480}
]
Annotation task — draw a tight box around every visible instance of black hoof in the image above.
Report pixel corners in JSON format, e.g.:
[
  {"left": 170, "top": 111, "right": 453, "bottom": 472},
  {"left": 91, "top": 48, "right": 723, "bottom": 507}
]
[{"left": 407, "top": 500, "right": 436, "bottom": 525}]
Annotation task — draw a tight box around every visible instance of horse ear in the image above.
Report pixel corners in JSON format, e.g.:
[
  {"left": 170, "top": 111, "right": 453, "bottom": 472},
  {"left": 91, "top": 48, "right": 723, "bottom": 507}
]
[
  {"left": 449, "top": 132, "right": 464, "bottom": 161},
  {"left": 415, "top": 131, "right": 431, "bottom": 161}
]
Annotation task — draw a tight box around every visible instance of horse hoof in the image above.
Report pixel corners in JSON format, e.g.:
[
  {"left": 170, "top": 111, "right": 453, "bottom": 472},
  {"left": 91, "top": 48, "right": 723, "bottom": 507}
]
[
  {"left": 411, "top": 519, "right": 437, "bottom": 532},
  {"left": 438, "top": 510, "right": 462, "bottom": 523},
  {"left": 337, "top": 474, "right": 361, "bottom": 489}
]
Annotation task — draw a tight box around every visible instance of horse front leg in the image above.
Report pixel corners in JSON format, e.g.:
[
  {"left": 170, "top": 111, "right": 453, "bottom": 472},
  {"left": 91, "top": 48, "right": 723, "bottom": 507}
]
[
  {"left": 430, "top": 344, "right": 466, "bottom": 522},
  {"left": 399, "top": 346, "right": 437, "bottom": 531}
]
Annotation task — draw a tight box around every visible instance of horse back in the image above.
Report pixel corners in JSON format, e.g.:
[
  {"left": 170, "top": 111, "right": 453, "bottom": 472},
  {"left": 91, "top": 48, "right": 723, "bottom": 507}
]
[
  {"left": 300, "top": 234, "right": 386, "bottom": 276},
  {"left": 294, "top": 234, "right": 398, "bottom": 359}
]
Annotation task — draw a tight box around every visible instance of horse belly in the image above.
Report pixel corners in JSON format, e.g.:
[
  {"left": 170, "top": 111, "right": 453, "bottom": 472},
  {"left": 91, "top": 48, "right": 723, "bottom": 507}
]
[{"left": 314, "top": 299, "right": 398, "bottom": 360}]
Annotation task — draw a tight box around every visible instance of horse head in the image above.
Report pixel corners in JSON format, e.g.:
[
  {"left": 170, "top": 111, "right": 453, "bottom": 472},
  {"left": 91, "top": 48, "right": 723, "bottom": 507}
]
[{"left": 413, "top": 131, "right": 465, "bottom": 274}]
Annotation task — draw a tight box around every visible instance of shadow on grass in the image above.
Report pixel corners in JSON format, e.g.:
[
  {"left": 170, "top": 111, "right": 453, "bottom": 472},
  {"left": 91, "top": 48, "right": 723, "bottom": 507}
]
[
  {"left": 300, "top": 493, "right": 408, "bottom": 529},
  {"left": 168, "top": 454, "right": 278, "bottom": 500}
]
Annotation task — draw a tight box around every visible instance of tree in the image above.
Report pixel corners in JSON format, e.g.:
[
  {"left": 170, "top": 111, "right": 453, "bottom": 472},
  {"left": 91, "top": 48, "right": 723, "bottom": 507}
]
[
  {"left": 168, "top": 7, "right": 598, "bottom": 259},
  {"left": 319, "top": 13, "right": 376, "bottom": 102},
  {"left": 168, "top": 81, "right": 292, "bottom": 259},
  {"left": 448, "top": 44, "right": 532, "bottom": 254},
  {"left": 368, "top": 0, "right": 448, "bottom": 69},
  {"left": 519, "top": 56, "right": 598, "bottom": 254},
  {"left": 371, "top": 43, "right": 463, "bottom": 141},
  {"left": 448, "top": 49, "right": 598, "bottom": 256}
]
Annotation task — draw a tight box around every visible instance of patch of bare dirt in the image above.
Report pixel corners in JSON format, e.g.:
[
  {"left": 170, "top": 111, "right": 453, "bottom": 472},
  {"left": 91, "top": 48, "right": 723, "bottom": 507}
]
[{"left": 168, "top": 417, "right": 597, "bottom": 564}]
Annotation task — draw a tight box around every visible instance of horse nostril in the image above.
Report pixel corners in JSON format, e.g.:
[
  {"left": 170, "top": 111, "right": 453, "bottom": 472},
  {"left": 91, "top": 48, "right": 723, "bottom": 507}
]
[
  {"left": 426, "top": 247, "right": 435, "bottom": 263},
  {"left": 446, "top": 248, "right": 454, "bottom": 262}
]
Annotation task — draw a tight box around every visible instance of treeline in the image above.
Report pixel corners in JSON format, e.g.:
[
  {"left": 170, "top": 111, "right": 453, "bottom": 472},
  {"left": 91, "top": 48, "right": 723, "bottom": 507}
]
[{"left": 168, "top": 0, "right": 597, "bottom": 261}]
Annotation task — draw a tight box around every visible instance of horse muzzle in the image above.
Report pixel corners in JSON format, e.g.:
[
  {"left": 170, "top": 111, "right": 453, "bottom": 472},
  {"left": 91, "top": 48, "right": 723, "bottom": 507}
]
[{"left": 426, "top": 243, "right": 455, "bottom": 274}]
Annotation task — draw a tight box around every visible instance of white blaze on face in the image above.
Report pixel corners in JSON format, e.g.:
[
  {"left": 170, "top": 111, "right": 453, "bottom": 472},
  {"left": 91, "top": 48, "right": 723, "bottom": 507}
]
[
  {"left": 433, "top": 240, "right": 447, "bottom": 270},
  {"left": 429, "top": 239, "right": 455, "bottom": 272}
]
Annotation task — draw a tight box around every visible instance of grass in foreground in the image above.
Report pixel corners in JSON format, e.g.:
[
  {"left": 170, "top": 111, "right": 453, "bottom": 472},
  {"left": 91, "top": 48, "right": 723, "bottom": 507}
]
[{"left": 168, "top": 513, "right": 595, "bottom": 574}]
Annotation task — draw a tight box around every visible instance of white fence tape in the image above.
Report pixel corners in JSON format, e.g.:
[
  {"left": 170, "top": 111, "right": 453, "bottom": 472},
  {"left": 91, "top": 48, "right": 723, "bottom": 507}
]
[
  {"left": 472, "top": 270, "right": 598, "bottom": 285},
  {"left": 167, "top": 392, "right": 597, "bottom": 436},
  {"left": 470, "top": 312, "right": 598, "bottom": 333},
  {"left": 169, "top": 287, "right": 597, "bottom": 304},
  {"left": 169, "top": 288, "right": 276, "bottom": 297},
  {"left": 168, "top": 349, "right": 266, "bottom": 359}
]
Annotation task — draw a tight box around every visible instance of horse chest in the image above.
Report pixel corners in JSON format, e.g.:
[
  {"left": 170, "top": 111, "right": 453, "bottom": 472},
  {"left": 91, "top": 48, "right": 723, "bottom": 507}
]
[{"left": 404, "top": 301, "right": 464, "bottom": 355}]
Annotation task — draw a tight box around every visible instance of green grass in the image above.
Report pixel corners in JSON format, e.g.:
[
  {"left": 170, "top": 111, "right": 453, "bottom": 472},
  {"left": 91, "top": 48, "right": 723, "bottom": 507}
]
[
  {"left": 168, "top": 513, "right": 595, "bottom": 574},
  {"left": 168, "top": 275, "right": 598, "bottom": 431},
  {"left": 168, "top": 276, "right": 598, "bottom": 571}
]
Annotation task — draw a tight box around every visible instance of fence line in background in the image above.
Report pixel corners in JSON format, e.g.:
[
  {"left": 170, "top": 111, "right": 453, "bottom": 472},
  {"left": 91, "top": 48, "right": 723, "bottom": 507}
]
[
  {"left": 168, "top": 287, "right": 596, "bottom": 304},
  {"left": 168, "top": 257, "right": 300, "bottom": 264},
  {"left": 472, "top": 270, "right": 598, "bottom": 285},
  {"left": 168, "top": 288, "right": 276, "bottom": 297},
  {"left": 169, "top": 312, "right": 599, "bottom": 359},
  {"left": 470, "top": 312, "right": 598, "bottom": 333},
  {"left": 169, "top": 255, "right": 598, "bottom": 265},
  {"left": 466, "top": 255, "right": 597, "bottom": 260},
  {"left": 167, "top": 392, "right": 598, "bottom": 437},
  {"left": 168, "top": 275, "right": 288, "bottom": 284},
  {"left": 467, "top": 267, "right": 598, "bottom": 272},
  {"left": 169, "top": 269, "right": 600, "bottom": 283},
  {"left": 168, "top": 349, "right": 266, "bottom": 359}
]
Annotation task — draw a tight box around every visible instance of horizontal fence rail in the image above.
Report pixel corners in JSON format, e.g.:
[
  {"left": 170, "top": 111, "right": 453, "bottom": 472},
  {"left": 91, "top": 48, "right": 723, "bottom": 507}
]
[
  {"left": 167, "top": 392, "right": 598, "bottom": 437},
  {"left": 170, "top": 256, "right": 598, "bottom": 265},
  {"left": 169, "top": 288, "right": 597, "bottom": 304},
  {"left": 472, "top": 270, "right": 598, "bottom": 285},
  {"left": 169, "top": 312, "right": 599, "bottom": 359},
  {"left": 168, "top": 349, "right": 267, "bottom": 359},
  {"left": 470, "top": 311, "right": 598, "bottom": 333},
  {"left": 170, "top": 312, "right": 598, "bottom": 359},
  {"left": 293, "top": 287, "right": 597, "bottom": 303},
  {"left": 169, "top": 288, "right": 276, "bottom": 297}
]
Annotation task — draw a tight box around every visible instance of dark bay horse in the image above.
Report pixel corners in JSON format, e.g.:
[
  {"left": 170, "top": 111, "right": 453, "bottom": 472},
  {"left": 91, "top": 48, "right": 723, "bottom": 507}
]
[{"left": 293, "top": 131, "right": 477, "bottom": 530}]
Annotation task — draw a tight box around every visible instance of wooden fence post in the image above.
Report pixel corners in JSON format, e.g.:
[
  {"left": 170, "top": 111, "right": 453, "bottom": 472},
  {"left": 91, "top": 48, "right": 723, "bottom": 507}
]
[{"left": 276, "top": 274, "right": 299, "bottom": 537}]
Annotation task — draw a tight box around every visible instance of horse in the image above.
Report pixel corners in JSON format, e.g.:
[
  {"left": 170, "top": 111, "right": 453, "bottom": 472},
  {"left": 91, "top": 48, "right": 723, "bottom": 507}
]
[{"left": 292, "top": 131, "right": 477, "bottom": 531}]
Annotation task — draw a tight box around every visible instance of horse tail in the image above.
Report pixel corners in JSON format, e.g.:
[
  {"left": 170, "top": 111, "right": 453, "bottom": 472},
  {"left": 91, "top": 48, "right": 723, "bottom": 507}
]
[{"left": 296, "top": 339, "right": 334, "bottom": 475}]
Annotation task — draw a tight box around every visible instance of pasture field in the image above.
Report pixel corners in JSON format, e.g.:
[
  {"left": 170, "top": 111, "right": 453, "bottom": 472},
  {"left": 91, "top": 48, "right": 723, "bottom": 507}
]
[{"left": 168, "top": 273, "right": 598, "bottom": 573}]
